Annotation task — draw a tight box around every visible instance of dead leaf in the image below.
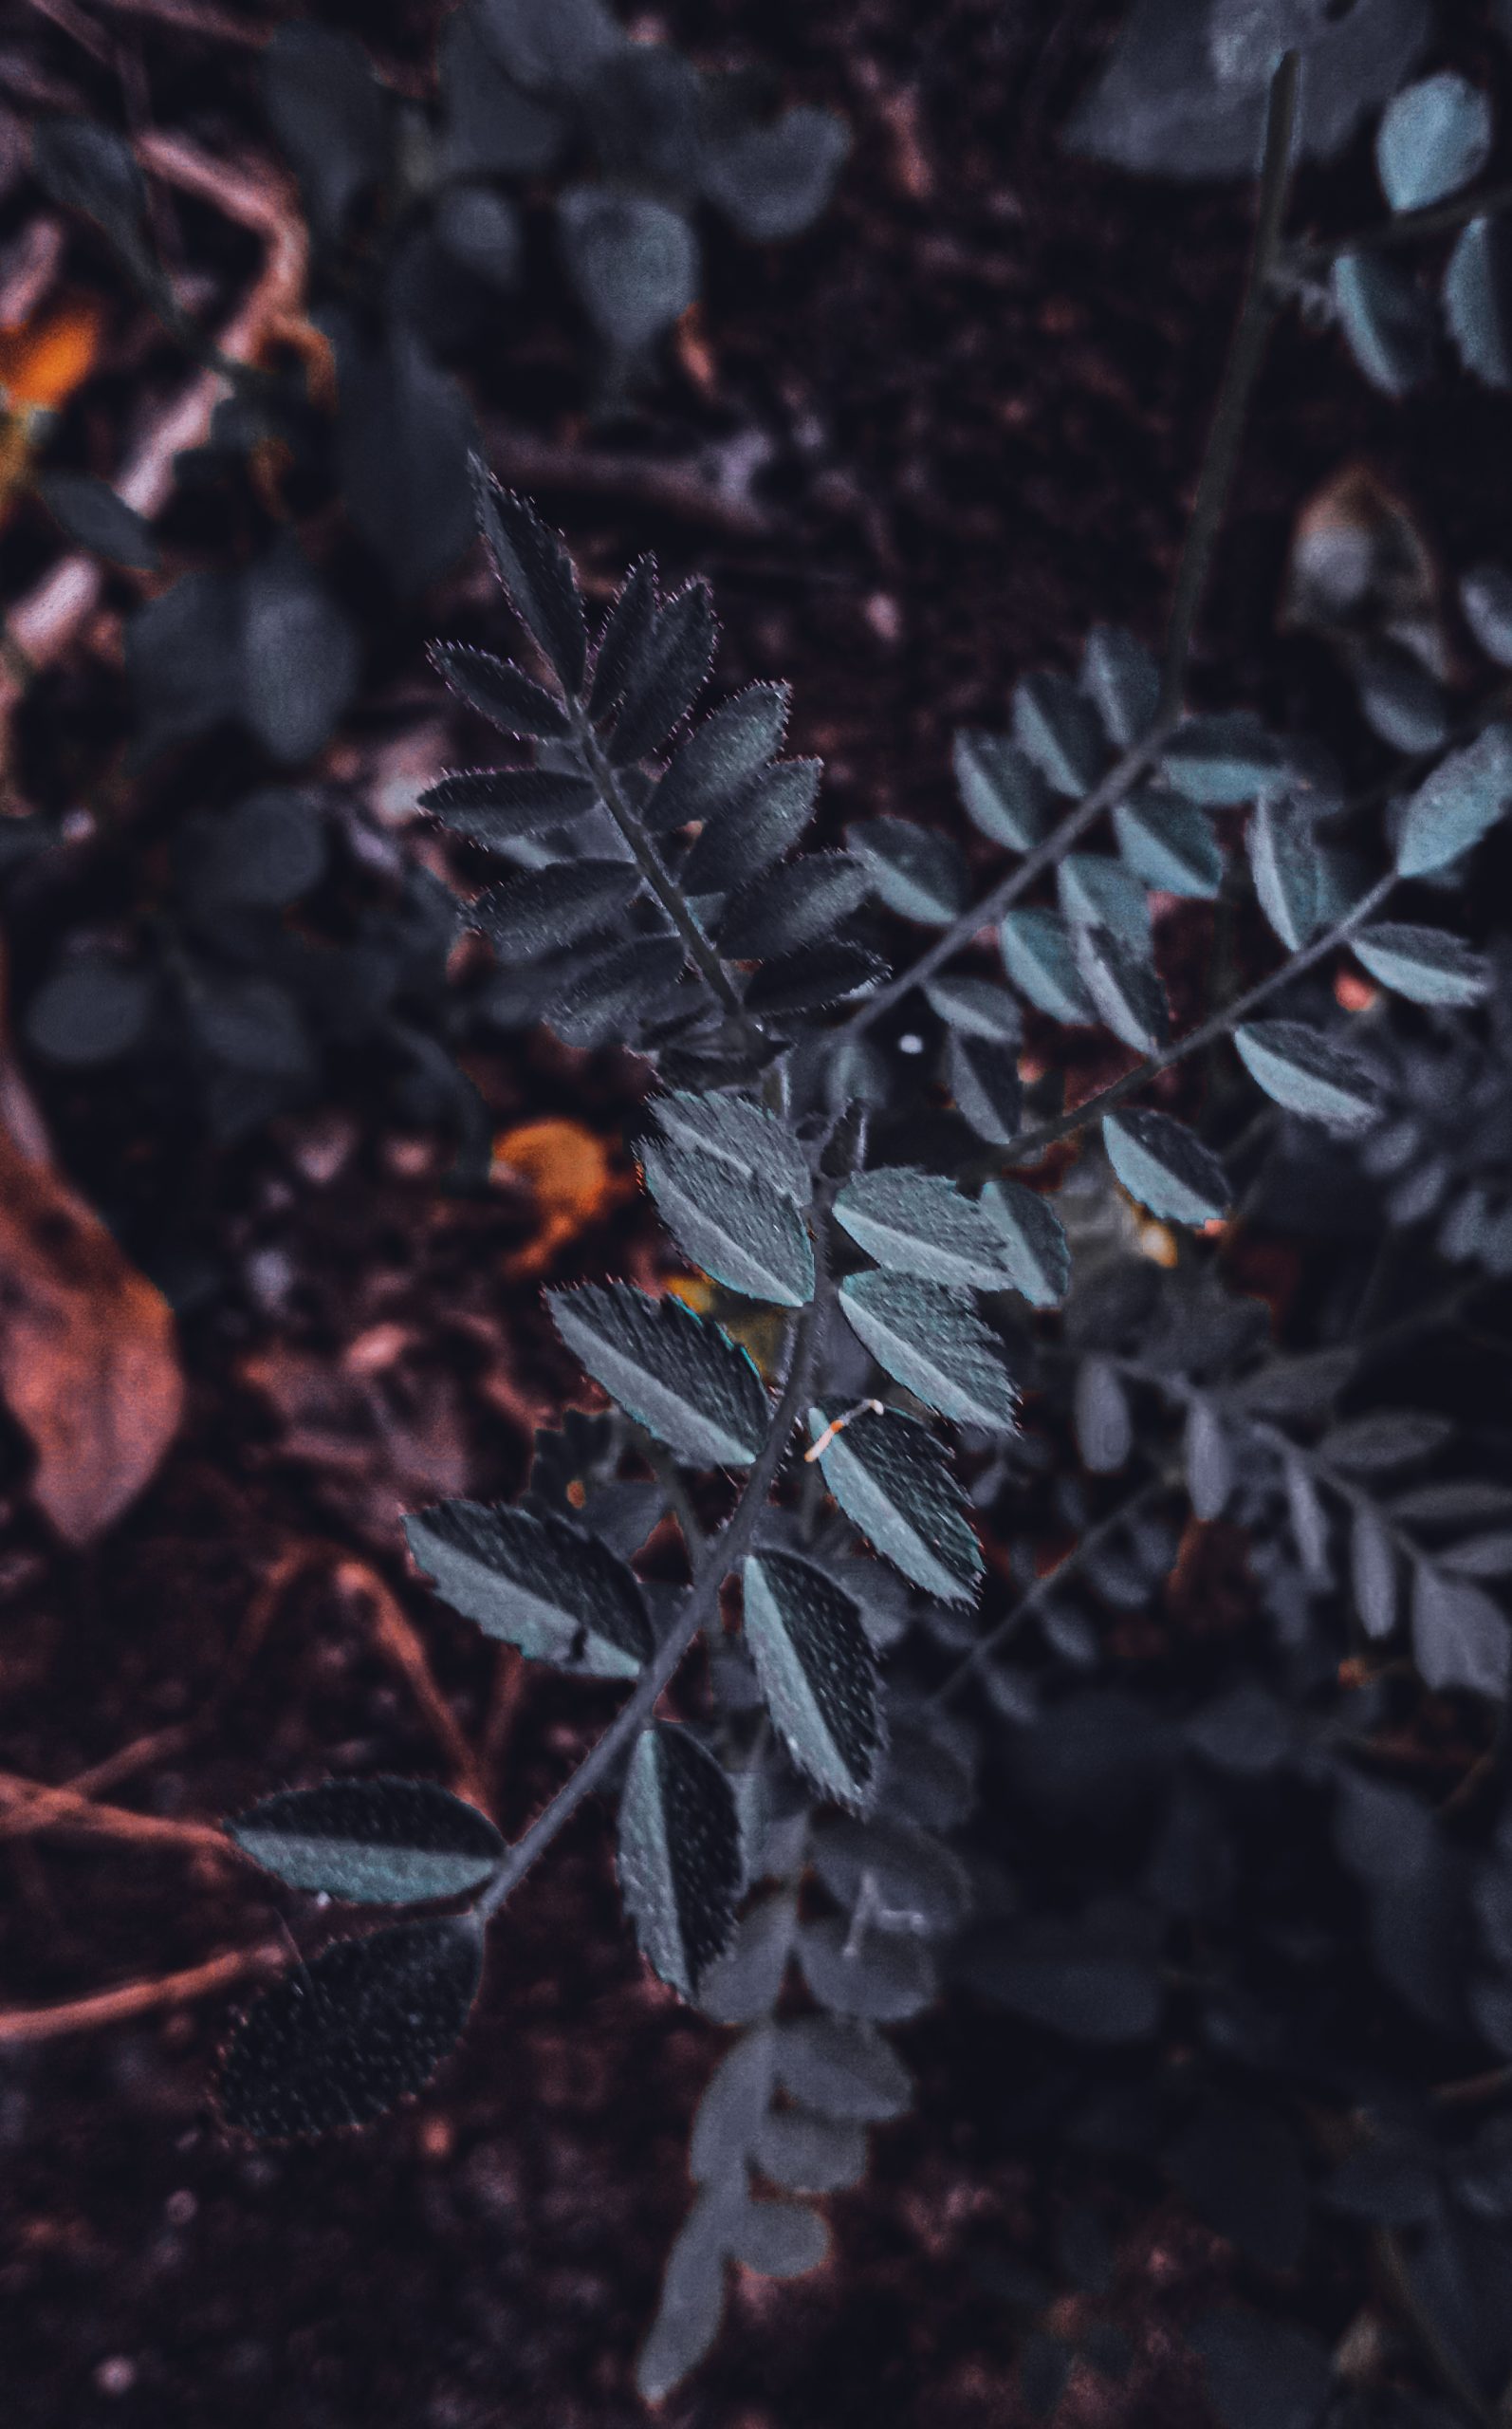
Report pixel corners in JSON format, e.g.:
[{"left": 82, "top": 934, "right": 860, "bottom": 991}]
[{"left": 0, "top": 1119, "right": 183, "bottom": 1542}]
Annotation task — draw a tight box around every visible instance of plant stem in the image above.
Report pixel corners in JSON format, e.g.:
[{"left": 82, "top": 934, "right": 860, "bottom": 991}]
[
  {"left": 1160, "top": 48, "right": 1300, "bottom": 714},
  {"left": 964, "top": 865, "right": 1395, "bottom": 1180},
  {"left": 841, "top": 723, "right": 1173, "bottom": 1041},
  {"left": 479, "top": 1194, "right": 844, "bottom": 1921},
  {"left": 1288, "top": 178, "right": 1512, "bottom": 275},
  {"left": 572, "top": 707, "right": 746, "bottom": 1020}
]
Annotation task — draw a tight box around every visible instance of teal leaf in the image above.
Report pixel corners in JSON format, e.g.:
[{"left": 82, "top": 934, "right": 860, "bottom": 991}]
[
  {"left": 773, "top": 2013, "right": 913, "bottom": 2121},
  {"left": 1071, "top": 921, "right": 1168, "bottom": 1052},
  {"left": 1162, "top": 713, "right": 1284, "bottom": 805},
  {"left": 1058, "top": 852, "right": 1151, "bottom": 945},
  {"left": 1353, "top": 922, "right": 1487, "bottom": 1006},
  {"left": 922, "top": 973, "right": 1023, "bottom": 1042},
  {"left": 689, "top": 2025, "right": 777, "bottom": 2180},
  {"left": 946, "top": 1030, "right": 1023, "bottom": 1144},
  {"left": 1247, "top": 796, "right": 1320, "bottom": 949},
  {"left": 472, "top": 860, "right": 640, "bottom": 958},
  {"left": 652, "top": 1090, "right": 810, "bottom": 1204},
  {"left": 618, "top": 1723, "right": 744, "bottom": 1998},
  {"left": 641, "top": 1134, "right": 814, "bottom": 1307},
  {"left": 1081, "top": 624, "right": 1159, "bottom": 748},
  {"left": 1460, "top": 565, "right": 1512, "bottom": 668},
  {"left": 1114, "top": 788, "right": 1223, "bottom": 899},
  {"left": 1444, "top": 216, "right": 1512, "bottom": 389},
  {"left": 717, "top": 851, "right": 868, "bottom": 958},
  {"left": 217, "top": 1916, "right": 483, "bottom": 2138},
  {"left": 835, "top": 1167, "right": 1014, "bottom": 1289},
  {"left": 742, "top": 1552, "right": 883, "bottom": 1812},
  {"left": 227, "top": 1778, "right": 504, "bottom": 1905},
  {"left": 1232, "top": 1020, "right": 1377, "bottom": 1131},
  {"left": 547, "top": 1283, "right": 770, "bottom": 1465},
  {"left": 808, "top": 1400, "right": 982, "bottom": 1604},
  {"left": 1102, "top": 1108, "right": 1230, "bottom": 1227},
  {"left": 839, "top": 1270, "right": 1020, "bottom": 1429},
  {"left": 847, "top": 817, "right": 968, "bottom": 926},
  {"left": 980, "top": 1179, "right": 1071, "bottom": 1307},
  {"left": 1000, "top": 906, "right": 1097, "bottom": 1024},
  {"left": 1332, "top": 250, "right": 1436, "bottom": 395},
  {"left": 1014, "top": 671, "right": 1104, "bottom": 796},
  {"left": 403, "top": 1498, "right": 653, "bottom": 1677},
  {"left": 428, "top": 642, "right": 569, "bottom": 738},
  {"left": 648, "top": 682, "right": 792, "bottom": 830},
  {"left": 680, "top": 759, "right": 821, "bottom": 893},
  {"left": 952, "top": 730, "right": 1051, "bottom": 849},
  {"left": 1394, "top": 722, "right": 1512, "bottom": 875},
  {"left": 1376, "top": 73, "right": 1491, "bottom": 213}
]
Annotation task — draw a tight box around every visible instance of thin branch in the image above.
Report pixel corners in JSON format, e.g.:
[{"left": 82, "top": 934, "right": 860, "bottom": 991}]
[
  {"left": 0, "top": 1940, "right": 286, "bottom": 2047},
  {"left": 1288, "top": 179, "right": 1512, "bottom": 275},
  {"left": 0, "top": 1771, "right": 230, "bottom": 1854},
  {"left": 965, "top": 866, "right": 1396, "bottom": 1179},
  {"left": 1161, "top": 49, "right": 1300, "bottom": 714},
  {"left": 479, "top": 1183, "right": 848, "bottom": 1922}
]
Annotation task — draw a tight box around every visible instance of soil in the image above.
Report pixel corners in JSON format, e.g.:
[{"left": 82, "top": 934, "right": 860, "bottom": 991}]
[{"left": 1, "top": 3, "right": 1506, "bottom": 2424}]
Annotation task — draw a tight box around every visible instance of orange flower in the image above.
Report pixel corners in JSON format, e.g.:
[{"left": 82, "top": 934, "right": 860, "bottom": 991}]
[
  {"left": 494, "top": 1118, "right": 616, "bottom": 1277},
  {"left": 0, "top": 300, "right": 101, "bottom": 413}
]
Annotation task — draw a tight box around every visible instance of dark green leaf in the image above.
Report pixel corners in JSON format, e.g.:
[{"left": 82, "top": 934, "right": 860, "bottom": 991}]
[
  {"left": 808, "top": 1400, "right": 980, "bottom": 1603},
  {"left": 1075, "top": 1357, "right": 1133, "bottom": 1472},
  {"left": 835, "top": 1167, "right": 1013, "bottom": 1289},
  {"left": 473, "top": 0, "right": 625, "bottom": 92},
  {"left": 471, "top": 860, "right": 639, "bottom": 958},
  {"left": 418, "top": 766, "right": 600, "bottom": 842},
  {"left": 428, "top": 643, "right": 569, "bottom": 739},
  {"left": 981, "top": 1179, "right": 1071, "bottom": 1307},
  {"left": 649, "top": 684, "right": 792, "bottom": 831},
  {"left": 217, "top": 1916, "right": 482, "bottom": 2138},
  {"left": 744, "top": 943, "right": 885, "bottom": 1016},
  {"left": 403, "top": 1497, "right": 652, "bottom": 1676},
  {"left": 681, "top": 760, "right": 820, "bottom": 892},
  {"left": 717, "top": 852, "right": 868, "bottom": 958},
  {"left": 1060, "top": 852, "right": 1150, "bottom": 946},
  {"left": 437, "top": 9, "right": 565, "bottom": 177},
  {"left": 1102, "top": 1108, "right": 1230, "bottom": 1227},
  {"left": 609, "top": 582, "right": 716, "bottom": 764},
  {"left": 335, "top": 327, "right": 475, "bottom": 597},
  {"left": 1233, "top": 1020, "right": 1376, "bottom": 1130},
  {"left": 1014, "top": 671, "right": 1104, "bottom": 796},
  {"left": 618, "top": 1723, "right": 743, "bottom": 1998},
  {"left": 847, "top": 818, "right": 968, "bottom": 926},
  {"left": 953, "top": 730, "right": 1051, "bottom": 849},
  {"left": 742, "top": 1552, "right": 882, "bottom": 1812},
  {"left": 35, "top": 473, "right": 157, "bottom": 570},
  {"left": 640, "top": 1135, "right": 815, "bottom": 1306},
  {"left": 547, "top": 1282, "right": 769, "bottom": 1466},
  {"left": 261, "top": 25, "right": 389, "bottom": 245},
  {"left": 1247, "top": 797, "right": 1319, "bottom": 950},
  {"left": 547, "top": 935, "right": 686, "bottom": 1048},
  {"left": 588, "top": 556, "right": 658, "bottom": 721},
  {"left": 1411, "top": 1566, "right": 1510, "bottom": 1697},
  {"left": 240, "top": 543, "right": 360, "bottom": 767},
  {"left": 432, "top": 185, "right": 523, "bottom": 290},
  {"left": 227, "top": 1778, "right": 503, "bottom": 1905},
  {"left": 839, "top": 1270, "right": 1020, "bottom": 1429},
  {"left": 176, "top": 790, "right": 325, "bottom": 913},
  {"left": 471, "top": 465, "right": 588, "bottom": 691},
  {"left": 558, "top": 185, "right": 698, "bottom": 354}
]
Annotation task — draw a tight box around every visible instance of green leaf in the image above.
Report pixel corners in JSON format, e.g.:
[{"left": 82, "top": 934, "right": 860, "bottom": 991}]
[
  {"left": 946, "top": 1030, "right": 1023, "bottom": 1144},
  {"left": 681, "top": 759, "right": 821, "bottom": 893},
  {"left": 980, "top": 1179, "right": 1071, "bottom": 1307},
  {"left": 417, "top": 766, "right": 600, "bottom": 842},
  {"left": 1014, "top": 671, "right": 1104, "bottom": 796},
  {"left": 1000, "top": 907, "right": 1097, "bottom": 1024},
  {"left": 773, "top": 2013, "right": 912, "bottom": 2121},
  {"left": 651, "top": 1091, "right": 810, "bottom": 1203},
  {"left": 847, "top": 817, "right": 968, "bottom": 926},
  {"left": 640, "top": 1134, "right": 815, "bottom": 1306},
  {"left": 403, "top": 1498, "right": 652, "bottom": 1677},
  {"left": 922, "top": 973, "right": 1023, "bottom": 1042},
  {"left": 1113, "top": 788, "right": 1223, "bottom": 899},
  {"left": 558, "top": 185, "right": 698, "bottom": 353},
  {"left": 546, "top": 935, "right": 685, "bottom": 1048},
  {"left": 1395, "top": 722, "right": 1512, "bottom": 875},
  {"left": 1162, "top": 713, "right": 1284, "bottom": 805},
  {"left": 618, "top": 1723, "right": 743, "bottom": 1998},
  {"left": 1332, "top": 250, "right": 1436, "bottom": 396},
  {"left": 835, "top": 1167, "right": 1013, "bottom": 1289},
  {"left": 546, "top": 1283, "right": 770, "bottom": 1466},
  {"left": 717, "top": 852, "right": 868, "bottom": 958},
  {"left": 1102, "top": 1108, "right": 1230, "bottom": 1227},
  {"left": 1411, "top": 1566, "right": 1509, "bottom": 1698},
  {"left": 745, "top": 943, "right": 885, "bottom": 1017},
  {"left": 1059, "top": 852, "right": 1151, "bottom": 945},
  {"left": 649, "top": 680, "right": 791, "bottom": 829},
  {"left": 1081, "top": 624, "right": 1159, "bottom": 748},
  {"left": 472, "top": 860, "right": 639, "bottom": 957},
  {"left": 609, "top": 581, "right": 716, "bottom": 763},
  {"left": 952, "top": 730, "right": 1050, "bottom": 849},
  {"left": 808, "top": 1400, "right": 981, "bottom": 1604},
  {"left": 1233, "top": 1020, "right": 1376, "bottom": 1131},
  {"left": 471, "top": 464, "right": 588, "bottom": 692},
  {"left": 428, "top": 642, "right": 568, "bottom": 738},
  {"left": 1377, "top": 73, "right": 1491, "bottom": 213},
  {"left": 1446, "top": 215, "right": 1512, "bottom": 391},
  {"left": 36, "top": 473, "right": 158, "bottom": 571},
  {"left": 797, "top": 1915, "right": 936, "bottom": 2020},
  {"left": 588, "top": 556, "right": 657, "bottom": 721},
  {"left": 839, "top": 1271, "right": 1019, "bottom": 1430},
  {"left": 1247, "top": 796, "right": 1320, "bottom": 950},
  {"left": 217, "top": 1916, "right": 483, "bottom": 2138},
  {"left": 742, "top": 1553, "right": 883, "bottom": 1812},
  {"left": 1353, "top": 922, "right": 1487, "bottom": 1006},
  {"left": 227, "top": 1778, "right": 504, "bottom": 1904},
  {"left": 1071, "top": 921, "right": 1167, "bottom": 1052}
]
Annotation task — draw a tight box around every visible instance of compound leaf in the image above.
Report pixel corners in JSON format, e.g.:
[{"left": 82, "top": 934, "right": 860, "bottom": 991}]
[
  {"left": 227, "top": 1777, "right": 503, "bottom": 1904},
  {"left": 618, "top": 1723, "right": 743, "bottom": 1998},
  {"left": 547, "top": 1282, "right": 769, "bottom": 1465},
  {"left": 404, "top": 1498, "right": 652, "bottom": 1676}
]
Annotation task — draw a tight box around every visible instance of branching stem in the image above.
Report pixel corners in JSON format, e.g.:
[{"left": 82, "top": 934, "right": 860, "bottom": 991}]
[
  {"left": 1288, "top": 178, "right": 1512, "bottom": 275},
  {"left": 572, "top": 708, "right": 746, "bottom": 1019}
]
